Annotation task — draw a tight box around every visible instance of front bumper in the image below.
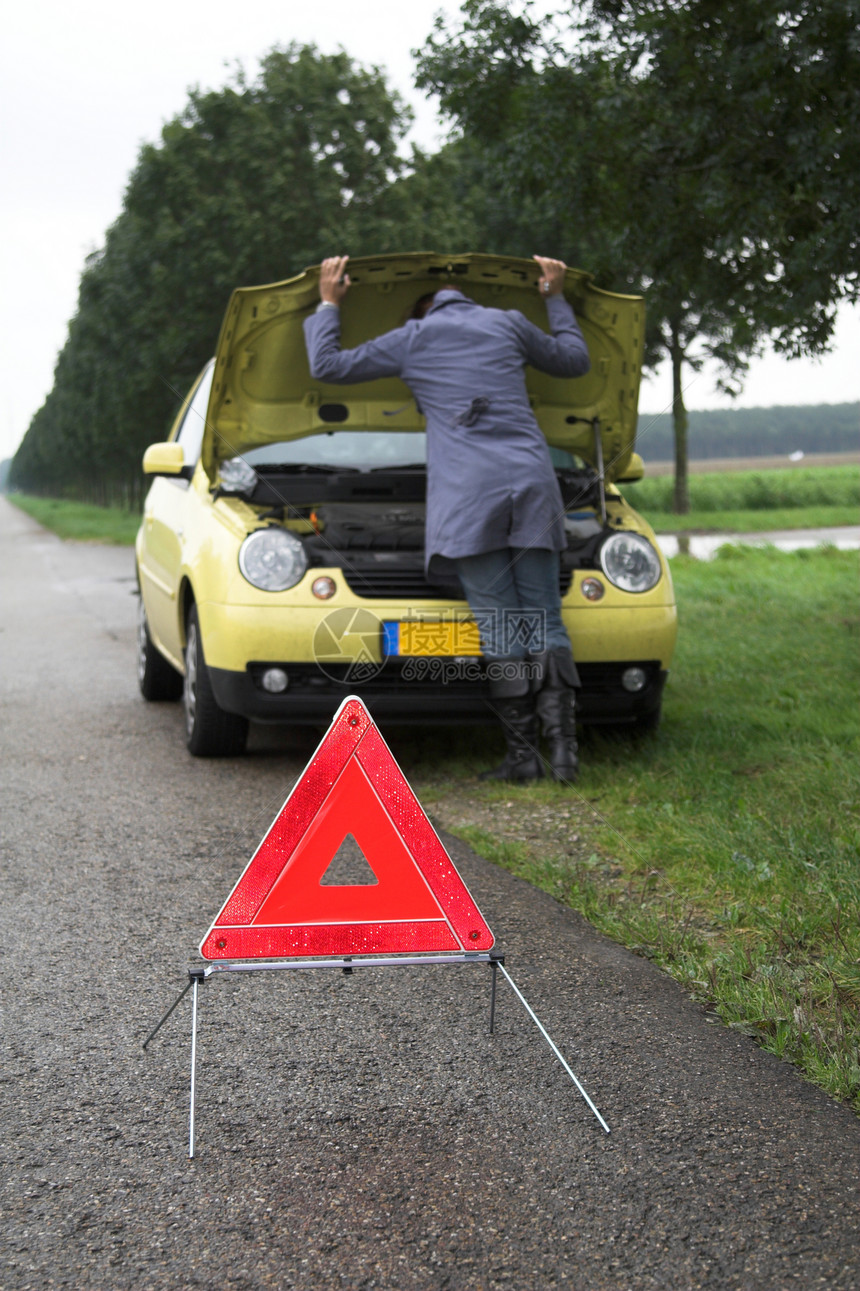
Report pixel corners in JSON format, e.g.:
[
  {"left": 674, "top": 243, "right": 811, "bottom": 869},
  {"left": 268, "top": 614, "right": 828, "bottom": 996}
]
[{"left": 208, "top": 659, "right": 667, "bottom": 727}]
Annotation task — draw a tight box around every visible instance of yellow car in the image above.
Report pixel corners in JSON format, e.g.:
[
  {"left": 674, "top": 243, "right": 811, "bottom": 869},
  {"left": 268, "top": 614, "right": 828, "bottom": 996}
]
[{"left": 136, "top": 253, "right": 677, "bottom": 756}]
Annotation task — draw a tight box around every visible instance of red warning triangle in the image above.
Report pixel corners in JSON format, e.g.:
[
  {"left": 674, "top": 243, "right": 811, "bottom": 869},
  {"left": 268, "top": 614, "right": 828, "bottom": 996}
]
[{"left": 200, "top": 696, "right": 494, "bottom": 960}]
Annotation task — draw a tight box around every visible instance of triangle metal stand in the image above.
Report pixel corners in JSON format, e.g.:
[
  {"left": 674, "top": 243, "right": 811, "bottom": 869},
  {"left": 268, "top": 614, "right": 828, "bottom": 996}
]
[{"left": 144, "top": 950, "right": 609, "bottom": 1158}]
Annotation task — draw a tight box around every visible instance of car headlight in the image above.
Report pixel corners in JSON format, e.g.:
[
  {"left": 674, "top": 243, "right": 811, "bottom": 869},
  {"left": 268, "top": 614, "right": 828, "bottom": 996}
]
[
  {"left": 219, "top": 456, "right": 258, "bottom": 494},
  {"left": 599, "top": 532, "right": 661, "bottom": 593},
  {"left": 239, "top": 528, "right": 308, "bottom": 592}
]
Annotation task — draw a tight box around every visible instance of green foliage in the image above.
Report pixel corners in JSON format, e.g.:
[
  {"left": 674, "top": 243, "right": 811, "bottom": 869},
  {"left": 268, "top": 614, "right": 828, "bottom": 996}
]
[
  {"left": 636, "top": 402, "right": 859, "bottom": 461},
  {"left": 586, "top": 0, "right": 860, "bottom": 352},
  {"left": 415, "top": 0, "right": 860, "bottom": 513},
  {"left": 416, "top": 4, "right": 611, "bottom": 269},
  {"left": 10, "top": 46, "right": 478, "bottom": 507},
  {"left": 626, "top": 463, "right": 859, "bottom": 513}
]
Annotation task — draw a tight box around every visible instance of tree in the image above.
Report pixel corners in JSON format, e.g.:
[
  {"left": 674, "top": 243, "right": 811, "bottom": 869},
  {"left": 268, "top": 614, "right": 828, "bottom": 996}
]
[
  {"left": 13, "top": 45, "right": 471, "bottom": 505},
  {"left": 416, "top": 0, "right": 860, "bottom": 511},
  {"left": 584, "top": 0, "right": 860, "bottom": 347}
]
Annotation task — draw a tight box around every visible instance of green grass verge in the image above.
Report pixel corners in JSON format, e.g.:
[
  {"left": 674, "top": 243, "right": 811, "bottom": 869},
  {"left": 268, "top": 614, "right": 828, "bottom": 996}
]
[
  {"left": 640, "top": 504, "right": 858, "bottom": 533},
  {"left": 7, "top": 494, "right": 142, "bottom": 544},
  {"left": 625, "top": 463, "right": 859, "bottom": 513},
  {"left": 403, "top": 547, "right": 860, "bottom": 1110}
]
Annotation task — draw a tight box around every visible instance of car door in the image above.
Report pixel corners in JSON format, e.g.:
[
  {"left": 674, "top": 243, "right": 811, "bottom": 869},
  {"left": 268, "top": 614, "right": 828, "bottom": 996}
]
[{"left": 140, "top": 363, "right": 214, "bottom": 666}]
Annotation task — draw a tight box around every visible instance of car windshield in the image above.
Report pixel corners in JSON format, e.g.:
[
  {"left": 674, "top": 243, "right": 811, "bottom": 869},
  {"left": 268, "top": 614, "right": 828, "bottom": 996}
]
[
  {"left": 242, "top": 432, "right": 427, "bottom": 471},
  {"left": 239, "top": 432, "right": 586, "bottom": 473}
]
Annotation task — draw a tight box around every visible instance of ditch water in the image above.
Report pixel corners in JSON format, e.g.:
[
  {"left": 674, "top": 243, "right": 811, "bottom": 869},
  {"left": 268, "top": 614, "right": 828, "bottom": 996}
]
[{"left": 656, "top": 525, "right": 860, "bottom": 560}]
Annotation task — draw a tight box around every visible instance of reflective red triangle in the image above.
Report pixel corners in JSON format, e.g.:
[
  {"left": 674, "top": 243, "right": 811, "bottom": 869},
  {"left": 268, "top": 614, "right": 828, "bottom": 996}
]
[{"left": 200, "top": 696, "right": 494, "bottom": 959}]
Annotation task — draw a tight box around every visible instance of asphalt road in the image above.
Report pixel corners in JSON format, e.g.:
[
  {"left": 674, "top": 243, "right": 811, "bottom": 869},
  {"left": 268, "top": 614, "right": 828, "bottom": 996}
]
[{"left": 2, "top": 495, "right": 859, "bottom": 1291}]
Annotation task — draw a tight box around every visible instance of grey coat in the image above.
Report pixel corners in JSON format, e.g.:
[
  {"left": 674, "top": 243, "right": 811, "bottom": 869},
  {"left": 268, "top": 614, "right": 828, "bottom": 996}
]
[{"left": 303, "top": 289, "right": 590, "bottom": 568}]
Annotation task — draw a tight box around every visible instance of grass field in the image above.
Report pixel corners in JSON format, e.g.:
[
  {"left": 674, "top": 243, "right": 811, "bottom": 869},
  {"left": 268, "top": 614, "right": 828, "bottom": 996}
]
[
  {"left": 641, "top": 505, "right": 859, "bottom": 533},
  {"left": 625, "top": 463, "right": 858, "bottom": 515},
  {"left": 405, "top": 546, "right": 860, "bottom": 1110},
  {"left": 6, "top": 494, "right": 142, "bottom": 544},
  {"left": 627, "top": 463, "right": 858, "bottom": 533}
]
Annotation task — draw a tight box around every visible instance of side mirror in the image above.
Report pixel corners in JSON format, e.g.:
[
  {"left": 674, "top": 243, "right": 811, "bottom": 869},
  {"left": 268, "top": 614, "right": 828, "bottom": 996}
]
[
  {"left": 615, "top": 452, "right": 644, "bottom": 484},
  {"left": 142, "top": 442, "right": 192, "bottom": 478}
]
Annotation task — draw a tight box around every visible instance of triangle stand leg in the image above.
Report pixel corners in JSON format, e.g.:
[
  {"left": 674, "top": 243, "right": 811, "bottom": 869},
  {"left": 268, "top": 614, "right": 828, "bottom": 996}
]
[
  {"left": 488, "top": 952, "right": 505, "bottom": 1035},
  {"left": 497, "top": 962, "right": 610, "bottom": 1134},
  {"left": 188, "top": 968, "right": 205, "bottom": 1160}
]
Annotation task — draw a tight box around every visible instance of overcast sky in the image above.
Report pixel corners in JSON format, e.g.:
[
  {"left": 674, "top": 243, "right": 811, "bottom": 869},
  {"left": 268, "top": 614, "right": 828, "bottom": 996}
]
[{"left": 2, "top": 0, "right": 857, "bottom": 462}]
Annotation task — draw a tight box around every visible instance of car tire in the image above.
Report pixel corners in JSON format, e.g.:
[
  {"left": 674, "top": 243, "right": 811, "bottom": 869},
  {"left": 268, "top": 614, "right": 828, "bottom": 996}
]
[
  {"left": 183, "top": 605, "right": 249, "bottom": 757},
  {"left": 138, "top": 597, "right": 183, "bottom": 702}
]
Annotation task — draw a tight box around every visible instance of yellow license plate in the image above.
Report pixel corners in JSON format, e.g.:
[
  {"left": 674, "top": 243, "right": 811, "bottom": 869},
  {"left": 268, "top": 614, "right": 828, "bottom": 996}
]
[{"left": 385, "top": 619, "right": 482, "bottom": 657}]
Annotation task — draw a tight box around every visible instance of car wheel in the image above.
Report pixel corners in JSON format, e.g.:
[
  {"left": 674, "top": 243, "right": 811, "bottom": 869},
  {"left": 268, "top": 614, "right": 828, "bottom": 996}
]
[
  {"left": 138, "top": 597, "right": 183, "bottom": 702},
  {"left": 183, "top": 605, "right": 249, "bottom": 757}
]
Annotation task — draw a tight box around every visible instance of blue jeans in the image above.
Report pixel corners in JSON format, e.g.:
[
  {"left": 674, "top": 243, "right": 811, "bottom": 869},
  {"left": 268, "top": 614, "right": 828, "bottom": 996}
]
[{"left": 456, "top": 548, "right": 572, "bottom": 660}]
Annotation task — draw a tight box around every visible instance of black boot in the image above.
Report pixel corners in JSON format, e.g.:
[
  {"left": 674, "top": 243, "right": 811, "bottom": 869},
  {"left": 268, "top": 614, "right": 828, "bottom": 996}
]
[
  {"left": 532, "top": 648, "right": 580, "bottom": 783},
  {"left": 480, "top": 660, "right": 543, "bottom": 782},
  {"left": 480, "top": 695, "right": 544, "bottom": 781}
]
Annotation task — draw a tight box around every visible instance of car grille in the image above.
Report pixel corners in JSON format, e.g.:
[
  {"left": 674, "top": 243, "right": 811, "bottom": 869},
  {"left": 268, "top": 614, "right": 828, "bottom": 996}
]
[
  {"left": 340, "top": 566, "right": 454, "bottom": 599},
  {"left": 341, "top": 566, "right": 574, "bottom": 600}
]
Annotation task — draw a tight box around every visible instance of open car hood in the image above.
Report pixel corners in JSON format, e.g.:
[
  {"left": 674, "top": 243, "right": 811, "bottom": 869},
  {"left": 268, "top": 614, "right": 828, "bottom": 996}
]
[{"left": 202, "top": 253, "right": 644, "bottom": 483}]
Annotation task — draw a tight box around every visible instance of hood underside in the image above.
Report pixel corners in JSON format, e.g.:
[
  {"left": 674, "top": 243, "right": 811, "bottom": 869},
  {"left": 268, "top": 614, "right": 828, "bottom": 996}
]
[{"left": 202, "top": 253, "right": 645, "bottom": 483}]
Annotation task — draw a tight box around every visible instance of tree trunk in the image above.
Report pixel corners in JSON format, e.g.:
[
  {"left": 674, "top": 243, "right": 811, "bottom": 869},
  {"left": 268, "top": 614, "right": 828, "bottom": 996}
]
[{"left": 670, "top": 326, "right": 690, "bottom": 515}]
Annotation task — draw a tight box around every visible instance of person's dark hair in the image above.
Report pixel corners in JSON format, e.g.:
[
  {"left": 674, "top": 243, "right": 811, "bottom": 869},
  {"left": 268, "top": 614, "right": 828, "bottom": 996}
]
[{"left": 410, "top": 291, "right": 439, "bottom": 320}]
